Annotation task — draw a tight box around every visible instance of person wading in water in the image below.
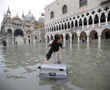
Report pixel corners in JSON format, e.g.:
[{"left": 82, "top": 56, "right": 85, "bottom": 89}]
[{"left": 44, "top": 34, "right": 63, "bottom": 64}]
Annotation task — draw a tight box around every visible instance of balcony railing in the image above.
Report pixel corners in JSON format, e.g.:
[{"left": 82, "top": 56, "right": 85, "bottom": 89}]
[{"left": 69, "top": 21, "right": 110, "bottom": 32}]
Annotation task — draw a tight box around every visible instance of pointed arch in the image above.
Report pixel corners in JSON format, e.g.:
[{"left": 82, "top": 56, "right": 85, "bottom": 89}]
[
  {"left": 7, "top": 29, "right": 12, "bottom": 34},
  {"left": 80, "top": 31, "right": 87, "bottom": 41},
  {"left": 94, "top": 14, "right": 99, "bottom": 24},
  {"left": 84, "top": 17, "right": 87, "bottom": 26},
  {"left": 64, "top": 23, "right": 67, "bottom": 30},
  {"left": 100, "top": 13, "right": 106, "bottom": 23},
  {"left": 14, "top": 29, "right": 24, "bottom": 37},
  {"left": 90, "top": 30, "right": 98, "bottom": 40},
  {"left": 79, "top": 19, "right": 82, "bottom": 27},
  {"left": 101, "top": 29, "right": 110, "bottom": 39},
  {"left": 89, "top": 16, "right": 93, "bottom": 25},
  {"left": 72, "top": 32, "right": 78, "bottom": 41},
  {"left": 68, "top": 22, "right": 70, "bottom": 29}
]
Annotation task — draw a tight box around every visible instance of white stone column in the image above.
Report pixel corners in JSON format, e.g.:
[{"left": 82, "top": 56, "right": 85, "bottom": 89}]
[
  {"left": 77, "top": 36, "right": 80, "bottom": 43},
  {"left": 87, "top": 35, "right": 89, "bottom": 43},
  {"left": 69, "top": 33, "right": 72, "bottom": 48},
  {"left": 98, "top": 16, "right": 101, "bottom": 27},
  {"left": 98, "top": 35, "right": 101, "bottom": 49},
  {"left": 77, "top": 35, "right": 80, "bottom": 49},
  {"left": 87, "top": 18, "right": 89, "bottom": 28},
  {"left": 106, "top": 15, "right": 108, "bottom": 25},
  {"left": 92, "top": 16, "right": 95, "bottom": 28},
  {"left": 82, "top": 19, "right": 84, "bottom": 29}
]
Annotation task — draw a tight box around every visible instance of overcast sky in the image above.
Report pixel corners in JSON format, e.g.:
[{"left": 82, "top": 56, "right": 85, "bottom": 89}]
[{"left": 0, "top": 0, "right": 55, "bottom": 25}]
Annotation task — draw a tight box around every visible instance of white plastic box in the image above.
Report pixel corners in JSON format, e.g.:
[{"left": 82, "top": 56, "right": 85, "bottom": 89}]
[{"left": 38, "top": 63, "right": 67, "bottom": 79}]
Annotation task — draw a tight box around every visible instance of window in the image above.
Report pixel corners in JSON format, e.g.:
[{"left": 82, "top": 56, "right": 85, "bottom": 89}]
[
  {"left": 79, "top": 0, "right": 87, "bottom": 7},
  {"left": 50, "top": 11, "right": 54, "bottom": 19},
  {"left": 62, "top": 5, "right": 68, "bottom": 14}
]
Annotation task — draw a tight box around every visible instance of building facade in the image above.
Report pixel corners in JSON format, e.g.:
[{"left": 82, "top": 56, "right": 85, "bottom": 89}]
[
  {"left": 0, "top": 8, "right": 45, "bottom": 46},
  {"left": 44, "top": 0, "right": 110, "bottom": 47}
]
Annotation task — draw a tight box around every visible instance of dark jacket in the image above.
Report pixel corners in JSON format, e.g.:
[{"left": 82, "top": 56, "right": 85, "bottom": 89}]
[{"left": 46, "top": 40, "right": 62, "bottom": 60}]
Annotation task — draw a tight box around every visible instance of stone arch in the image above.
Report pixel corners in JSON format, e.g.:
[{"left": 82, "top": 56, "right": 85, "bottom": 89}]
[
  {"left": 80, "top": 31, "right": 87, "bottom": 41},
  {"left": 72, "top": 32, "right": 78, "bottom": 41},
  {"left": 84, "top": 17, "right": 87, "bottom": 26},
  {"left": 14, "top": 29, "right": 24, "bottom": 37},
  {"left": 101, "top": 29, "right": 110, "bottom": 39},
  {"left": 90, "top": 30, "right": 98, "bottom": 40},
  {"left": 108, "top": 11, "right": 110, "bottom": 21},
  {"left": 79, "top": 19, "right": 82, "bottom": 27},
  {"left": 88, "top": 16, "right": 93, "bottom": 25},
  {"left": 100, "top": 12, "right": 106, "bottom": 23},
  {"left": 94, "top": 14, "right": 99, "bottom": 24},
  {"left": 7, "top": 29, "right": 12, "bottom": 34}
]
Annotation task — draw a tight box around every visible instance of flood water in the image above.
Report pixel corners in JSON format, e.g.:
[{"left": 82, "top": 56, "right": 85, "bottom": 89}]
[{"left": 0, "top": 40, "right": 110, "bottom": 90}]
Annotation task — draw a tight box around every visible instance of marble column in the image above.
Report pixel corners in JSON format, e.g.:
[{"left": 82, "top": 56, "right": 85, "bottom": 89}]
[
  {"left": 77, "top": 35, "right": 80, "bottom": 49},
  {"left": 106, "top": 15, "right": 108, "bottom": 25},
  {"left": 98, "top": 35, "right": 101, "bottom": 49},
  {"left": 70, "top": 34, "right": 72, "bottom": 48},
  {"left": 87, "top": 35, "right": 90, "bottom": 49},
  {"left": 98, "top": 16, "right": 101, "bottom": 27},
  {"left": 92, "top": 17, "right": 95, "bottom": 28}
]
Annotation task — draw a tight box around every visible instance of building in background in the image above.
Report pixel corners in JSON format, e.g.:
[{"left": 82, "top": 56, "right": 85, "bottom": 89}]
[
  {"left": 0, "top": 7, "right": 45, "bottom": 46},
  {"left": 44, "top": 0, "right": 110, "bottom": 47}
]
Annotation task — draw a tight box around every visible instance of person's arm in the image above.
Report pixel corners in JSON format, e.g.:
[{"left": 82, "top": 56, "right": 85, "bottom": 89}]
[{"left": 59, "top": 43, "right": 64, "bottom": 49}]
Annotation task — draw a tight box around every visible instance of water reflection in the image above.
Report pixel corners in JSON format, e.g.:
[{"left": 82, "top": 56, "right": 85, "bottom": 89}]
[{"left": 39, "top": 78, "right": 83, "bottom": 90}]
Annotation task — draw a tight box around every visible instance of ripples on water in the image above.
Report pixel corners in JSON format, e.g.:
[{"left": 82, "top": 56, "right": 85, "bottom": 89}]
[{"left": 0, "top": 40, "right": 110, "bottom": 90}]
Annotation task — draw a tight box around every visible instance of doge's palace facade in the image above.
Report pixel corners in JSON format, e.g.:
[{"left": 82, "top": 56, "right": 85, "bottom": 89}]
[{"left": 45, "top": 0, "right": 110, "bottom": 47}]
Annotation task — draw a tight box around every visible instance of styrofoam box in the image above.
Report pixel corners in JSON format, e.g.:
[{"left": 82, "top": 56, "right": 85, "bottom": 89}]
[{"left": 39, "top": 63, "right": 67, "bottom": 79}]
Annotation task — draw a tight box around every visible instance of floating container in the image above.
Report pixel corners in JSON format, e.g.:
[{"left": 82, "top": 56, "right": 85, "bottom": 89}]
[{"left": 38, "top": 63, "right": 67, "bottom": 79}]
